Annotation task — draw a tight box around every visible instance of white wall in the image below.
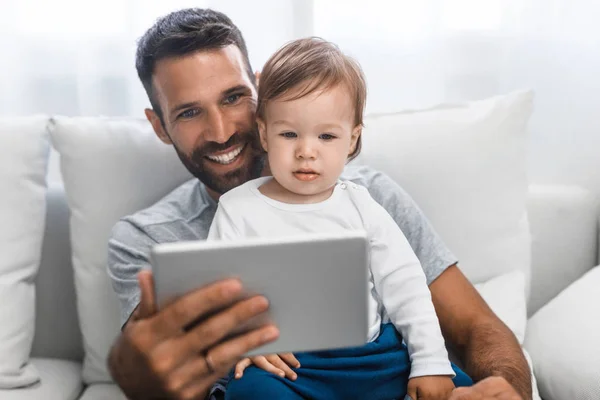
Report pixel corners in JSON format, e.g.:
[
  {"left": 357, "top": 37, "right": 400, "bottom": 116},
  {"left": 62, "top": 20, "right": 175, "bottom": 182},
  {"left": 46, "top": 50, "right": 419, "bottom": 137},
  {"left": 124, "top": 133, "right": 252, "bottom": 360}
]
[
  {"left": 313, "top": 0, "right": 600, "bottom": 198},
  {"left": 14, "top": 1, "right": 600, "bottom": 198}
]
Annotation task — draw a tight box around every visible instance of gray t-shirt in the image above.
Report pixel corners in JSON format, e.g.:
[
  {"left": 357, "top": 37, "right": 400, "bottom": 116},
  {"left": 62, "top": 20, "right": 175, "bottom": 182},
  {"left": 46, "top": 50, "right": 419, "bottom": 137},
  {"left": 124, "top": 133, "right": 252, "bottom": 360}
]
[{"left": 107, "top": 165, "right": 457, "bottom": 327}]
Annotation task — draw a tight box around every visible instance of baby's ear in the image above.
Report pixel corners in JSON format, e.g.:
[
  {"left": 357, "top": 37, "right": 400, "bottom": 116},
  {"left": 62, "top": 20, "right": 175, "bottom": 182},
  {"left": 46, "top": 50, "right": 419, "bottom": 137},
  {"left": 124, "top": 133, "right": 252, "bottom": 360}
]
[
  {"left": 349, "top": 125, "right": 362, "bottom": 154},
  {"left": 257, "top": 119, "right": 268, "bottom": 152}
]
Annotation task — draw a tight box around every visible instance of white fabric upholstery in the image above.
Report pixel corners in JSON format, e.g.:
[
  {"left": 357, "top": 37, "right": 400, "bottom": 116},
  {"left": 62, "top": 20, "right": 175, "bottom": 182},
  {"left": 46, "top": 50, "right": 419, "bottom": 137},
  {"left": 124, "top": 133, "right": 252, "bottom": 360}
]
[
  {"left": 0, "top": 358, "right": 82, "bottom": 400},
  {"left": 79, "top": 384, "right": 126, "bottom": 400},
  {"left": 525, "top": 266, "right": 600, "bottom": 400},
  {"left": 31, "top": 183, "right": 84, "bottom": 362},
  {"left": 357, "top": 90, "right": 534, "bottom": 287},
  {"left": 526, "top": 184, "right": 599, "bottom": 316},
  {"left": 473, "top": 271, "right": 540, "bottom": 400},
  {"left": 49, "top": 117, "right": 192, "bottom": 383},
  {"left": 0, "top": 116, "right": 50, "bottom": 388},
  {"left": 474, "top": 270, "right": 527, "bottom": 344}
]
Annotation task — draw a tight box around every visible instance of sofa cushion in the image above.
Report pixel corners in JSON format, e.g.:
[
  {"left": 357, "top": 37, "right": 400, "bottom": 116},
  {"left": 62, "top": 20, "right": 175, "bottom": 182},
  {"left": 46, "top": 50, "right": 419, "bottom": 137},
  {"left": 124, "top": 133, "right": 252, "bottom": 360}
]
[
  {"left": 474, "top": 270, "right": 527, "bottom": 345},
  {"left": 49, "top": 117, "right": 192, "bottom": 383},
  {"left": 524, "top": 266, "right": 600, "bottom": 400},
  {"left": 473, "top": 271, "right": 541, "bottom": 400},
  {"left": 0, "top": 358, "right": 82, "bottom": 400},
  {"left": 31, "top": 183, "right": 84, "bottom": 362},
  {"left": 356, "top": 90, "right": 534, "bottom": 287},
  {"left": 0, "top": 116, "right": 50, "bottom": 388},
  {"left": 79, "top": 384, "right": 126, "bottom": 400}
]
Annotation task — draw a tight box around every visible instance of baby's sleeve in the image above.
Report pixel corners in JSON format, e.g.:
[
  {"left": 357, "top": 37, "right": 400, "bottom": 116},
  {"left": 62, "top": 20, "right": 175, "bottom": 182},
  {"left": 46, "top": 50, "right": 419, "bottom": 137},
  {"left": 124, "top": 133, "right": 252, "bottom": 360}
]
[{"left": 356, "top": 186, "right": 455, "bottom": 379}]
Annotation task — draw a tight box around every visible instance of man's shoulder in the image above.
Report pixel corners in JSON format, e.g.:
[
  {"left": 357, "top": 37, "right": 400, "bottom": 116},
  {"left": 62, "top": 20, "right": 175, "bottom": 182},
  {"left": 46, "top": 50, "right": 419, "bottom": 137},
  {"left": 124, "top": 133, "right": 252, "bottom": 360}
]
[
  {"left": 112, "top": 179, "right": 214, "bottom": 244},
  {"left": 341, "top": 164, "right": 412, "bottom": 206}
]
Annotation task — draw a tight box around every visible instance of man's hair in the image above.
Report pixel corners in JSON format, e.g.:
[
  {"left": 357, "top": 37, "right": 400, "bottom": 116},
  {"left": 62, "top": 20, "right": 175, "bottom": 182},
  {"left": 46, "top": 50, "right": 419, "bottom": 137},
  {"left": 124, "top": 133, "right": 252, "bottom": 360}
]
[
  {"left": 256, "top": 37, "right": 366, "bottom": 161},
  {"left": 136, "top": 8, "right": 254, "bottom": 122}
]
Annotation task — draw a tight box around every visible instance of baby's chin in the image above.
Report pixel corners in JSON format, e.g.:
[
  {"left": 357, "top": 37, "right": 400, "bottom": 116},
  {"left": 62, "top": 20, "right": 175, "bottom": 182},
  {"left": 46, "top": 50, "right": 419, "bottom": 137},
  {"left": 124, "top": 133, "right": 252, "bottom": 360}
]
[{"left": 281, "top": 180, "right": 337, "bottom": 199}]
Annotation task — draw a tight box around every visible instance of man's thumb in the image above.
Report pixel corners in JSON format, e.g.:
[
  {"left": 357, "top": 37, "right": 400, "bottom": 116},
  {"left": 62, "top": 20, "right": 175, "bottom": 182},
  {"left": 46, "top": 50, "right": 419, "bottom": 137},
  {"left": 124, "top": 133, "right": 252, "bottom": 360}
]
[
  {"left": 405, "top": 383, "right": 418, "bottom": 400},
  {"left": 137, "top": 270, "right": 157, "bottom": 318}
]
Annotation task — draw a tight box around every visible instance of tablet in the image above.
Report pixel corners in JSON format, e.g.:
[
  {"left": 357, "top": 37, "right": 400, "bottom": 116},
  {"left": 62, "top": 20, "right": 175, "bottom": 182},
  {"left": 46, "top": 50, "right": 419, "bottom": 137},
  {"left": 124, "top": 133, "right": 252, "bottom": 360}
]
[{"left": 150, "top": 231, "right": 369, "bottom": 356}]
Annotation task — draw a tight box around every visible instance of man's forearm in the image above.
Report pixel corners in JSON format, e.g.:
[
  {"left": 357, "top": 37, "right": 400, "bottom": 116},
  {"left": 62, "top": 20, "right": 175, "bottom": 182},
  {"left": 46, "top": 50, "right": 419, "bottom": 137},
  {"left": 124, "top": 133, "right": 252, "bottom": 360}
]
[{"left": 462, "top": 319, "right": 532, "bottom": 400}]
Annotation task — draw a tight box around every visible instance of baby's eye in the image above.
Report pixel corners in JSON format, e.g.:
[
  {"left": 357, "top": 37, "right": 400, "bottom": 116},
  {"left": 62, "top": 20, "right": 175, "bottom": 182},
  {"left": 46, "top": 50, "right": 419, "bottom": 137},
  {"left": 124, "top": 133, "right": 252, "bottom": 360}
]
[
  {"left": 280, "top": 131, "right": 297, "bottom": 138},
  {"left": 319, "top": 133, "right": 336, "bottom": 140}
]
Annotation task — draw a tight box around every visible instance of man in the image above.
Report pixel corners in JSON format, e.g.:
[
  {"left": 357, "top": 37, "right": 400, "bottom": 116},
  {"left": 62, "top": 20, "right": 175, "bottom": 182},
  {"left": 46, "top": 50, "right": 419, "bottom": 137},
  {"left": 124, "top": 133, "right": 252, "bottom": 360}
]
[{"left": 107, "top": 8, "right": 531, "bottom": 400}]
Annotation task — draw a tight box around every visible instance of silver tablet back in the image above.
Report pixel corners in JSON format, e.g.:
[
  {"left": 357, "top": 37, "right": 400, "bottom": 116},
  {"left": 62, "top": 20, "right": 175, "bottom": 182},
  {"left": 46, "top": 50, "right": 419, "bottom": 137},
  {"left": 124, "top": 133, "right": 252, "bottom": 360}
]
[{"left": 151, "top": 231, "right": 369, "bottom": 356}]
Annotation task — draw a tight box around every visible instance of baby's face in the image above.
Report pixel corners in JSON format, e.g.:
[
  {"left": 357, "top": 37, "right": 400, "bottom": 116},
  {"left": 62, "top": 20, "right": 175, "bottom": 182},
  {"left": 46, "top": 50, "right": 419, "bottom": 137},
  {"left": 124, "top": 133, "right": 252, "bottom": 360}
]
[{"left": 258, "top": 83, "right": 360, "bottom": 200}]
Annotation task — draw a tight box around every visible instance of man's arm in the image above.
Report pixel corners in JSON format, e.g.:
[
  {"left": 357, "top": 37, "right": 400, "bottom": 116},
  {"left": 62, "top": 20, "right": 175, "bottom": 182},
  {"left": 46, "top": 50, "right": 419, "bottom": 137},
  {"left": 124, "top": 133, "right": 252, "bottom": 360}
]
[{"left": 430, "top": 265, "right": 532, "bottom": 400}]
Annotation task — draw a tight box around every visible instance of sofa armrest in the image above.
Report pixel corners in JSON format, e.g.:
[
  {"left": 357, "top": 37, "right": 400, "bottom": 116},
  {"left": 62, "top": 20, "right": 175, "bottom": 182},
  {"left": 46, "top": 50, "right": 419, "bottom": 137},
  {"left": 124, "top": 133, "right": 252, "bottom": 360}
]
[{"left": 526, "top": 184, "right": 598, "bottom": 316}]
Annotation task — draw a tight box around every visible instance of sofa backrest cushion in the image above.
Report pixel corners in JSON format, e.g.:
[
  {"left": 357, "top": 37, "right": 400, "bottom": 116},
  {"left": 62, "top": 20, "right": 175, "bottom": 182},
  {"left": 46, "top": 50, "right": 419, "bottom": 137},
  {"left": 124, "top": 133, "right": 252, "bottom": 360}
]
[{"left": 0, "top": 116, "right": 50, "bottom": 388}]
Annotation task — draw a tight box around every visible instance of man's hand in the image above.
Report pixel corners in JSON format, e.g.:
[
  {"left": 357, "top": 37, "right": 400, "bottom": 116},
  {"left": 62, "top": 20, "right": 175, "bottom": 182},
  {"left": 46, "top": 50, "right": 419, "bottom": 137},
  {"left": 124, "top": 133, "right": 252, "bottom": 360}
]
[
  {"left": 406, "top": 375, "right": 455, "bottom": 400},
  {"left": 234, "top": 353, "right": 300, "bottom": 380},
  {"left": 449, "top": 376, "right": 523, "bottom": 400},
  {"left": 430, "top": 266, "right": 532, "bottom": 400},
  {"left": 107, "top": 270, "right": 279, "bottom": 400}
]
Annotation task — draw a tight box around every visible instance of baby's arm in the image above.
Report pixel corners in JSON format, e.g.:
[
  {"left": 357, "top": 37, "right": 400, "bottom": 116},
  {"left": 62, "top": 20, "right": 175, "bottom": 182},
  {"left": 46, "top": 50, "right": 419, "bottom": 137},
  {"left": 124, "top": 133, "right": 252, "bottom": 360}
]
[{"left": 362, "top": 191, "right": 454, "bottom": 379}]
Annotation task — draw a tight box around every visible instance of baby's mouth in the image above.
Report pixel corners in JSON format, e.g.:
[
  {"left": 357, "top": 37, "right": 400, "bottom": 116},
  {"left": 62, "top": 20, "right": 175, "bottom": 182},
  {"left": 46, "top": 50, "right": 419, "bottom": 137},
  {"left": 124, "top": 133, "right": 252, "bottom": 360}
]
[{"left": 293, "top": 169, "right": 319, "bottom": 181}]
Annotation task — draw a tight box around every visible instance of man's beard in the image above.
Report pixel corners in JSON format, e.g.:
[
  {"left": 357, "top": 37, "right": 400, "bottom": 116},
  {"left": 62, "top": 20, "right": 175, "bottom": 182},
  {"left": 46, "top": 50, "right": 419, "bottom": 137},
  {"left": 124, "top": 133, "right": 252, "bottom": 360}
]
[{"left": 172, "top": 129, "right": 266, "bottom": 195}]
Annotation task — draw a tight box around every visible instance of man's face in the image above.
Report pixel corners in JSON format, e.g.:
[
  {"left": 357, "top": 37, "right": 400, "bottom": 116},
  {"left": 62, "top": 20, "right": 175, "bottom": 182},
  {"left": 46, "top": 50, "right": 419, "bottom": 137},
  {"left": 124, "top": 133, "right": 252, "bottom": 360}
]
[{"left": 146, "top": 45, "right": 265, "bottom": 199}]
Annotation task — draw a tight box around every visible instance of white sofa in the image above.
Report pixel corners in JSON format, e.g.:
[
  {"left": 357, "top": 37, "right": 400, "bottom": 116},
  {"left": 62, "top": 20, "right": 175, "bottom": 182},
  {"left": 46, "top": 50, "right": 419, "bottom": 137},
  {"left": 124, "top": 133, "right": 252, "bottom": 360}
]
[
  {"left": 5, "top": 182, "right": 594, "bottom": 400},
  {"left": 2, "top": 92, "right": 599, "bottom": 400}
]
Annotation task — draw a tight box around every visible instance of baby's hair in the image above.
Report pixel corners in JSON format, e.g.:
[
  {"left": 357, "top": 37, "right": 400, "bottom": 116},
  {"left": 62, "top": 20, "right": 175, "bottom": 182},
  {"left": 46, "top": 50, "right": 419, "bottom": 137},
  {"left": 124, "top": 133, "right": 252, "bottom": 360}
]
[{"left": 257, "top": 37, "right": 366, "bottom": 161}]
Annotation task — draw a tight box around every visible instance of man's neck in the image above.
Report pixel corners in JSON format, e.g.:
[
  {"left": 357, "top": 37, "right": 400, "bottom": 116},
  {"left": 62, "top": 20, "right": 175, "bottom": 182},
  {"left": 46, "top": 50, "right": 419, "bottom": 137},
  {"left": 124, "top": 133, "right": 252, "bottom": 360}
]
[{"left": 206, "top": 161, "right": 272, "bottom": 202}]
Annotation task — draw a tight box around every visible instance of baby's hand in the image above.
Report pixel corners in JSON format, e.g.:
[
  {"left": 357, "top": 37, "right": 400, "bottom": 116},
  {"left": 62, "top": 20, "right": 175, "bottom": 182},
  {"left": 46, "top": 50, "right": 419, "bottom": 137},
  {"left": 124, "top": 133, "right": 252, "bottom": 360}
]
[
  {"left": 407, "top": 375, "right": 455, "bottom": 400},
  {"left": 234, "top": 353, "right": 300, "bottom": 380}
]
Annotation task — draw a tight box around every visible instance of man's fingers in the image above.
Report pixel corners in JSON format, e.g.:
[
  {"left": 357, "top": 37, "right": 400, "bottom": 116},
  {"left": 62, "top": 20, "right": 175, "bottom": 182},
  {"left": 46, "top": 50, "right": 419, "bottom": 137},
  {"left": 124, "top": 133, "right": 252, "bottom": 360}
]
[
  {"left": 279, "top": 353, "right": 300, "bottom": 368},
  {"left": 137, "top": 270, "right": 157, "bottom": 319},
  {"left": 173, "top": 376, "right": 219, "bottom": 400},
  {"left": 471, "top": 376, "right": 512, "bottom": 396},
  {"left": 160, "top": 295, "right": 270, "bottom": 364},
  {"left": 160, "top": 355, "right": 216, "bottom": 396},
  {"left": 266, "top": 355, "right": 297, "bottom": 380},
  {"left": 405, "top": 385, "right": 417, "bottom": 400},
  {"left": 449, "top": 387, "right": 484, "bottom": 400},
  {"left": 253, "top": 355, "right": 285, "bottom": 378},
  {"left": 234, "top": 358, "right": 252, "bottom": 379},
  {"left": 202, "top": 324, "right": 279, "bottom": 372},
  {"left": 153, "top": 278, "right": 244, "bottom": 334}
]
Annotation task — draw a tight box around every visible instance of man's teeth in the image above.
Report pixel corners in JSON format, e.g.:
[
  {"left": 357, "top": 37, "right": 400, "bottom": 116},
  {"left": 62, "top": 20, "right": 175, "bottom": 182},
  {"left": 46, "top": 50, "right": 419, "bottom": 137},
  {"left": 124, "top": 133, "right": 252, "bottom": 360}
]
[{"left": 206, "top": 145, "right": 244, "bottom": 165}]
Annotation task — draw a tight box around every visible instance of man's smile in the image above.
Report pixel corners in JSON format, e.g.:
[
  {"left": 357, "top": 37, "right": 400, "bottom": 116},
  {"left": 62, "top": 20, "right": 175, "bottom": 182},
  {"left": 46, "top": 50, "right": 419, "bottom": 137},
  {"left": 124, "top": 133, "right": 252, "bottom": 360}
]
[{"left": 205, "top": 143, "right": 246, "bottom": 165}]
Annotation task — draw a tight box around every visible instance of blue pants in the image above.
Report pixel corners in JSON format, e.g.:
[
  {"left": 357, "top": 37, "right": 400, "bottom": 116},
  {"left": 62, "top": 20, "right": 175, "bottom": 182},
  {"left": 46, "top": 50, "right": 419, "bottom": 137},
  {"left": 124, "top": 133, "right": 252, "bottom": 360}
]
[{"left": 225, "top": 323, "right": 472, "bottom": 400}]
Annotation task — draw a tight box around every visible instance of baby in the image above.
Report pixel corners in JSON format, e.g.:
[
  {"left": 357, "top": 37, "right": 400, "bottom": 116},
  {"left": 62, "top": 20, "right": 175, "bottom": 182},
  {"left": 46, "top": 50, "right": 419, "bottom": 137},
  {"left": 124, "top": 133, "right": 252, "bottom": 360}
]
[{"left": 208, "top": 37, "right": 472, "bottom": 400}]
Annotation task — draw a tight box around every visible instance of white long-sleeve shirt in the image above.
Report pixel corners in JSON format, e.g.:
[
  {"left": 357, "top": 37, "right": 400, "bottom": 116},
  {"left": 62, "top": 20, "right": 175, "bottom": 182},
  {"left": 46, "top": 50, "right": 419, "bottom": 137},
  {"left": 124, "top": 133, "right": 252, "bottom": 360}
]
[{"left": 208, "top": 177, "right": 454, "bottom": 378}]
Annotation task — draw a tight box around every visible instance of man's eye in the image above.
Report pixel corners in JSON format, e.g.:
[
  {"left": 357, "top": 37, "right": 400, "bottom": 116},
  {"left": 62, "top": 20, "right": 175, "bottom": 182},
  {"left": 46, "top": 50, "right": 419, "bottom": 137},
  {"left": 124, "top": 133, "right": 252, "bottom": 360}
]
[
  {"left": 319, "top": 133, "right": 336, "bottom": 140},
  {"left": 179, "top": 109, "right": 199, "bottom": 119},
  {"left": 224, "top": 93, "right": 242, "bottom": 104},
  {"left": 280, "top": 131, "right": 297, "bottom": 138}
]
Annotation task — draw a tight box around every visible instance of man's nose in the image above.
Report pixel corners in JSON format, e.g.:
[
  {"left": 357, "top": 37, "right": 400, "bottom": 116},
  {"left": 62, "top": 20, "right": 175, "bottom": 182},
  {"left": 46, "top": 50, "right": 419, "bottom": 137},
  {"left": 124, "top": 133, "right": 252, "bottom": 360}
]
[
  {"left": 205, "top": 109, "right": 232, "bottom": 144},
  {"left": 296, "top": 139, "right": 317, "bottom": 160}
]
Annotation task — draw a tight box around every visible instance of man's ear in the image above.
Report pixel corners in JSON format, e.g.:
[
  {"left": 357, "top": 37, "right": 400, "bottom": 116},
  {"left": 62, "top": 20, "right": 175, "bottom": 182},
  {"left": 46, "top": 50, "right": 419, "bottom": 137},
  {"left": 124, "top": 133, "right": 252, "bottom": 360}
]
[
  {"left": 257, "top": 119, "right": 268, "bottom": 152},
  {"left": 145, "top": 108, "right": 172, "bottom": 145},
  {"left": 349, "top": 125, "right": 362, "bottom": 155}
]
